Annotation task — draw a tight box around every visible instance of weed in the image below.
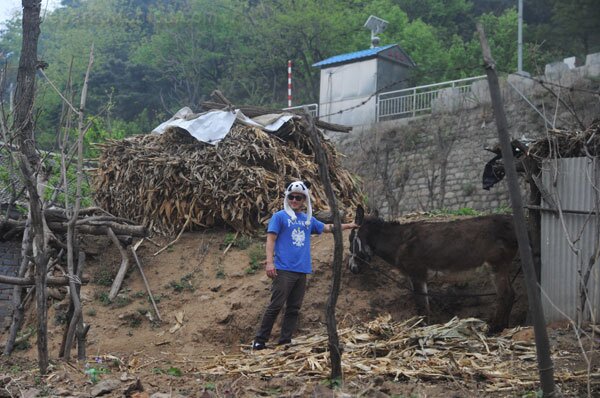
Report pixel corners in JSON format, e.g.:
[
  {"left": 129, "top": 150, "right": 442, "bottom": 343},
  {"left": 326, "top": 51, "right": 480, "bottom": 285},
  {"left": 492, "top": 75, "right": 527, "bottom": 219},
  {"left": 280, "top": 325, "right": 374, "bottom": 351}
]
[
  {"left": 14, "top": 340, "right": 31, "bottom": 351},
  {"left": 521, "top": 390, "right": 543, "bottom": 398},
  {"left": 265, "top": 387, "right": 282, "bottom": 395},
  {"left": 54, "top": 310, "right": 69, "bottom": 325},
  {"left": 86, "top": 308, "right": 97, "bottom": 317},
  {"left": 168, "top": 274, "right": 195, "bottom": 293},
  {"left": 14, "top": 326, "right": 35, "bottom": 351},
  {"left": 133, "top": 291, "right": 146, "bottom": 299},
  {"left": 84, "top": 364, "right": 110, "bottom": 384},
  {"left": 95, "top": 291, "right": 111, "bottom": 306},
  {"left": 493, "top": 205, "right": 512, "bottom": 214},
  {"left": 93, "top": 268, "right": 115, "bottom": 286},
  {"left": 151, "top": 367, "right": 164, "bottom": 374},
  {"left": 112, "top": 294, "right": 132, "bottom": 308},
  {"left": 428, "top": 207, "right": 481, "bottom": 217},
  {"left": 220, "top": 233, "right": 253, "bottom": 250},
  {"left": 151, "top": 293, "right": 165, "bottom": 303},
  {"left": 320, "top": 377, "right": 342, "bottom": 389},
  {"left": 454, "top": 207, "right": 481, "bottom": 216},
  {"left": 245, "top": 243, "right": 266, "bottom": 274},
  {"left": 128, "top": 317, "right": 142, "bottom": 328},
  {"left": 203, "top": 382, "right": 216, "bottom": 391},
  {"left": 167, "top": 366, "right": 183, "bottom": 376},
  {"left": 216, "top": 266, "right": 226, "bottom": 279}
]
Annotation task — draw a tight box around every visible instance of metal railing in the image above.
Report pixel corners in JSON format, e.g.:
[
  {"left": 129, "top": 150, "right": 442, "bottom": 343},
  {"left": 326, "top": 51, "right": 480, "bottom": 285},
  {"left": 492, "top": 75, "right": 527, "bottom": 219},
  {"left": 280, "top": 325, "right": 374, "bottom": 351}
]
[
  {"left": 376, "top": 76, "right": 486, "bottom": 121},
  {"left": 282, "top": 103, "right": 319, "bottom": 117}
]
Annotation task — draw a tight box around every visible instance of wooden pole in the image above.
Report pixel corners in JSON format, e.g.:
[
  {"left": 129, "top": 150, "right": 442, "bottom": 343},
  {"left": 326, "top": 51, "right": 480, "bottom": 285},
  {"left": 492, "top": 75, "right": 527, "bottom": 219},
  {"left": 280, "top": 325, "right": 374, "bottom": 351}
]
[
  {"left": 3, "top": 221, "right": 32, "bottom": 355},
  {"left": 107, "top": 228, "right": 130, "bottom": 301},
  {"left": 130, "top": 245, "right": 163, "bottom": 322},
  {"left": 477, "top": 23, "right": 558, "bottom": 397},
  {"left": 306, "top": 114, "right": 343, "bottom": 381}
]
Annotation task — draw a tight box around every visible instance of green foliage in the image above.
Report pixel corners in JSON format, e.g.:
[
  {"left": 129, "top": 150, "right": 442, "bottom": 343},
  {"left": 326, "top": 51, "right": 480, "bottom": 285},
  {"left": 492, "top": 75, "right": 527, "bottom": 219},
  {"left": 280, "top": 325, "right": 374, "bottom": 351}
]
[
  {"left": 166, "top": 366, "right": 183, "bottom": 377},
  {"left": 86, "top": 307, "right": 97, "bottom": 317},
  {"left": 150, "top": 366, "right": 183, "bottom": 376},
  {"left": 492, "top": 205, "right": 512, "bottom": 214},
  {"left": 54, "top": 310, "right": 69, "bottom": 325},
  {"left": 83, "top": 116, "right": 127, "bottom": 158},
  {"left": 428, "top": 207, "right": 481, "bottom": 217},
  {"left": 221, "top": 233, "right": 254, "bottom": 250},
  {"left": 42, "top": 154, "right": 93, "bottom": 208},
  {"left": 320, "top": 377, "right": 342, "bottom": 389},
  {"left": 0, "top": 0, "right": 588, "bottom": 144},
  {"left": 168, "top": 273, "right": 195, "bottom": 293},
  {"left": 521, "top": 390, "right": 543, "bottom": 398},
  {"left": 112, "top": 294, "right": 133, "bottom": 308},
  {"left": 84, "top": 364, "right": 110, "bottom": 384},
  {"left": 14, "top": 339, "right": 31, "bottom": 351},
  {"left": 246, "top": 243, "right": 266, "bottom": 275},
  {"left": 95, "top": 291, "right": 112, "bottom": 306},
  {"left": 93, "top": 268, "right": 115, "bottom": 286},
  {"left": 203, "top": 382, "right": 216, "bottom": 391}
]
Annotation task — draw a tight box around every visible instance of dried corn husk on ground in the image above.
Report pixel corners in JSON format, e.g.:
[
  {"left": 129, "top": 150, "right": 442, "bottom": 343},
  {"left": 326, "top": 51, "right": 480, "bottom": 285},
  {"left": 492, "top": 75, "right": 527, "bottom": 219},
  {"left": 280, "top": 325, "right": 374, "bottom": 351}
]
[
  {"left": 193, "top": 315, "right": 598, "bottom": 393},
  {"left": 93, "top": 119, "right": 362, "bottom": 235}
]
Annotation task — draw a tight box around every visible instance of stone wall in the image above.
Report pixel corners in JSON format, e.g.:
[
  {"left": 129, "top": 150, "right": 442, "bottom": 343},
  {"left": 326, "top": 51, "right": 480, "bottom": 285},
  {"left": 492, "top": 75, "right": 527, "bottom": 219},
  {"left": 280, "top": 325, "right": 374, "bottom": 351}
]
[
  {"left": 0, "top": 241, "right": 20, "bottom": 329},
  {"left": 330, "top": 53, "right": 600, "bottom": 218}
]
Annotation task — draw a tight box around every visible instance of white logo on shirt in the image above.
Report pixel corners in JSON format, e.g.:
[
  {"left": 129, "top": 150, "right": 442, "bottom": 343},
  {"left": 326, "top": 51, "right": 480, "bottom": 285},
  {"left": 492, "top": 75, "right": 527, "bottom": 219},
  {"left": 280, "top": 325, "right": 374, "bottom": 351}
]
[{"left": 291, "top": 227, "right": 305, "bottom": 247}]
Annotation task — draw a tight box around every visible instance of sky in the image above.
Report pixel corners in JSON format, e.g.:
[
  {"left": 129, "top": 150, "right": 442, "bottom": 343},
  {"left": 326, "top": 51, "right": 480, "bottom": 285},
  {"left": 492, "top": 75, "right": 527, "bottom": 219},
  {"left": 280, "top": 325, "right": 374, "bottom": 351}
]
[{"left": 0, "top": 0, "right": 62, "bottom": 26}]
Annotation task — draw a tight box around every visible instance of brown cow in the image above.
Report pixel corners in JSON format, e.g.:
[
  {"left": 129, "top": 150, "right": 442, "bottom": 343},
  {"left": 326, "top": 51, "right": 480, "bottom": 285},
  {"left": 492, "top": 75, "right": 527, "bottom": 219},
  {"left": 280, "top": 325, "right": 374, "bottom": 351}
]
[{"left": 349, "top": 206, "right": 518, "bottom": 333}]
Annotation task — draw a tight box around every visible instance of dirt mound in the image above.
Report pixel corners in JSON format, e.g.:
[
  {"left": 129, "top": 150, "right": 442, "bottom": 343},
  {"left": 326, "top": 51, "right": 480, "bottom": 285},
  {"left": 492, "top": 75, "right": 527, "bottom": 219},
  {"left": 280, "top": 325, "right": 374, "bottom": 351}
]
[{"left": 2, "top": 229, "right": 597, "bottom": 397}]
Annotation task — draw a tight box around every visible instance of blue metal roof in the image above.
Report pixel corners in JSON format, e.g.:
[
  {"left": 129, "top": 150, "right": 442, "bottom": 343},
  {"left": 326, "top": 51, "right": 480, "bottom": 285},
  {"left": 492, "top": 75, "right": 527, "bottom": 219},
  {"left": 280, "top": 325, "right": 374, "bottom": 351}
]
[{"left": 312, "top": 44, "right": 397, "bottom": 68}]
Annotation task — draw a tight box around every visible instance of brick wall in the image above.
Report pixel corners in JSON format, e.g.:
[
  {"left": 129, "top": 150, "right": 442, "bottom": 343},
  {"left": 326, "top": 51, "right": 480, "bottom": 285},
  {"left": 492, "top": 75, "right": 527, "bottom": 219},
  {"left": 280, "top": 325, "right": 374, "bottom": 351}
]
[{"left": 0, "top": 241, "right": 21, "bottom": 328}]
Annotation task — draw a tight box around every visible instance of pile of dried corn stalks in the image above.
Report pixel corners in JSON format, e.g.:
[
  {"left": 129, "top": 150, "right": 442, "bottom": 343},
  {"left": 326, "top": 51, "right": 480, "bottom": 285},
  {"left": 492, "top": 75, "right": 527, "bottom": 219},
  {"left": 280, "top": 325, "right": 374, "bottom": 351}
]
[
  {"left": 93, "top": 119, "right": 361, "bottom": 235},
  {"left": 196, "top": 315, "right": 597, "bottom": 393},
  {"left": 528, "top": 120, "right": 600, "bottom": 159}
]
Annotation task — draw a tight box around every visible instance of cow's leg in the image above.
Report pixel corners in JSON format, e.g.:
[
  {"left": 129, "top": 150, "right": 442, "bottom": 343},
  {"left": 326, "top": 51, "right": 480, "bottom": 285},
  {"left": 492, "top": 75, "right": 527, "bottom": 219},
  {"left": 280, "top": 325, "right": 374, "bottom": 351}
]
[
  {"left": 409, "top": 275, "right": 430, "bottom": 319},
  {"left": 490, "top": 266, "right": 514, "bottom": 333}
]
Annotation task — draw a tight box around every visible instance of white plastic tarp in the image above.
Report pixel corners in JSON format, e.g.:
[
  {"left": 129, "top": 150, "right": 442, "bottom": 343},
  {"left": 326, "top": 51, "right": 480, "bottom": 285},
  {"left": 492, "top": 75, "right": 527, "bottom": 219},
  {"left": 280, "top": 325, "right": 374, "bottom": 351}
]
[
  {"left": 152, "top": 107, "right": 237, "bottom": 145},
  {"left": 152, "top": 107, "right": 296, "bottom": 145}
]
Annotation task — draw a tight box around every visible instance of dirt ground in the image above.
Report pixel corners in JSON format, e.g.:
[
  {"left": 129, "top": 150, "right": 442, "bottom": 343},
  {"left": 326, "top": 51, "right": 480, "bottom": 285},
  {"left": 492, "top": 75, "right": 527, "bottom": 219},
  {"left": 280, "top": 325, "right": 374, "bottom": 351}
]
[{"left": 1, "top": 226, "right": 598, "bottom": 397}]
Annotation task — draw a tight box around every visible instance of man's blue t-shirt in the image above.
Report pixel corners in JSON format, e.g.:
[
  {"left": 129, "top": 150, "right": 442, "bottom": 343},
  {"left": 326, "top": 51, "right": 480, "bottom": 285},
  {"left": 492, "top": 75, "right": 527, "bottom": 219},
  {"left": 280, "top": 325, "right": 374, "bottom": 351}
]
[{"left": 267, "top": 210, "right": 325, "bottom": 274}]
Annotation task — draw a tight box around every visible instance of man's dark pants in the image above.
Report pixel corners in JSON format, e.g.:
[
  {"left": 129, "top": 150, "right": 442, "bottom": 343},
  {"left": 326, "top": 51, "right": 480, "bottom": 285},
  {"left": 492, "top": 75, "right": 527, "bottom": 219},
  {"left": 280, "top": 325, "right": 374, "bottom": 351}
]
[{"left": 255, "top": 270, "right": 306, "bottom": 344}]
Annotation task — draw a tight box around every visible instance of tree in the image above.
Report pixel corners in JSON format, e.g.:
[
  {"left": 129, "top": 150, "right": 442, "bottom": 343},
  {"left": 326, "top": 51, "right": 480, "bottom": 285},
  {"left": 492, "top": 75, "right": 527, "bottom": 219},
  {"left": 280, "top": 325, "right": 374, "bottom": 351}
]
[
  {"left": 8, "top": 0, "right": 51, "bottom": 373},
  {"left": 550, "top": 0, "right": 600, "bottom": 56}
]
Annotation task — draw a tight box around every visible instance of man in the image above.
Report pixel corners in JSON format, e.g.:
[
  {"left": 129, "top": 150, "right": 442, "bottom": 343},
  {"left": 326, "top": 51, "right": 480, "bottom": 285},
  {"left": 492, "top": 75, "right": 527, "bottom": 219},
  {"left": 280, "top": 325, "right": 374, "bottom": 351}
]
[{"left": 252, "top": 181, "right": 357, "bottom": 350}]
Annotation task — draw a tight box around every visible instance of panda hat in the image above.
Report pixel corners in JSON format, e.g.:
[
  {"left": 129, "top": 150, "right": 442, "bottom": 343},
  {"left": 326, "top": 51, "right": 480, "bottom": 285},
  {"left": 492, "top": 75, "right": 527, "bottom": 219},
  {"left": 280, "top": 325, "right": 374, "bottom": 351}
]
[{"left": 283, "top": 180, "right": 312, "bottom": 226}]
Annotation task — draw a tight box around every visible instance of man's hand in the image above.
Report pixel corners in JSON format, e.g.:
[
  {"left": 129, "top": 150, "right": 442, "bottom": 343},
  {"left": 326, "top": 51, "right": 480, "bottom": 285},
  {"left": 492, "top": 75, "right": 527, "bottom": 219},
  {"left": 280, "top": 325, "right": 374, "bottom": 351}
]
[{"left": 265, "top": 261, "right": 277, "bottom": 279}]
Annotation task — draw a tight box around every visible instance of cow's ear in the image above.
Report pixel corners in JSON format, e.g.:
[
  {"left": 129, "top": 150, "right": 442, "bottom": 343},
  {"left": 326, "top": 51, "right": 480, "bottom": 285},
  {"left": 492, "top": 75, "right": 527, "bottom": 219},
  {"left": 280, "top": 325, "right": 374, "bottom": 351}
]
[
  {"left": 303, "top": 180, "right": 311, "bottom": 189},
  {"left": 355, "top": 205, "right": 364, "bottom": 225}
]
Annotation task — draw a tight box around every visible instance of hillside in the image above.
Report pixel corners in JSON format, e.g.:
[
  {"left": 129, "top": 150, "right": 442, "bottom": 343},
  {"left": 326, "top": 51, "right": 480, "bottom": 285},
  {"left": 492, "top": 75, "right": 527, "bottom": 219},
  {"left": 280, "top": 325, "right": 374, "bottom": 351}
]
[{"left": 1, "top": 228, "right": 598, "bottom": 397}]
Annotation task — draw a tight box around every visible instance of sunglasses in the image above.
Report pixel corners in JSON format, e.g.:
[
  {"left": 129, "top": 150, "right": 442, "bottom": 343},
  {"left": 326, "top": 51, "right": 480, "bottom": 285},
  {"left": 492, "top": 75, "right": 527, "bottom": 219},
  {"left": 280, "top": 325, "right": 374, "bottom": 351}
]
[{"left": 287, "top": 194, "right": 305, "bottom": 201}]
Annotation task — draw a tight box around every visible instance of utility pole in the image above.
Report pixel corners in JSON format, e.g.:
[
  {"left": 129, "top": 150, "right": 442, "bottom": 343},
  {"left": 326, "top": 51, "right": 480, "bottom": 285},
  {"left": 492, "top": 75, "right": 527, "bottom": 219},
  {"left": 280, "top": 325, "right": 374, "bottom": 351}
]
[
  {"left": 518, "top": 0, "right": 523, "bottom": 73},
  {"left": 477, "top": 23, "right": 559, "bottom": 397}
]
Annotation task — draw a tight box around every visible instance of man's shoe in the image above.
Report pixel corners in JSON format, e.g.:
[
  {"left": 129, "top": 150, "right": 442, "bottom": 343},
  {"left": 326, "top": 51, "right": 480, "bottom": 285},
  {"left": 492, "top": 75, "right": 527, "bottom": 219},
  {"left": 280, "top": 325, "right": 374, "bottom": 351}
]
[{"left": 252, "top": 341, "right": 266, "bottom": 350}]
